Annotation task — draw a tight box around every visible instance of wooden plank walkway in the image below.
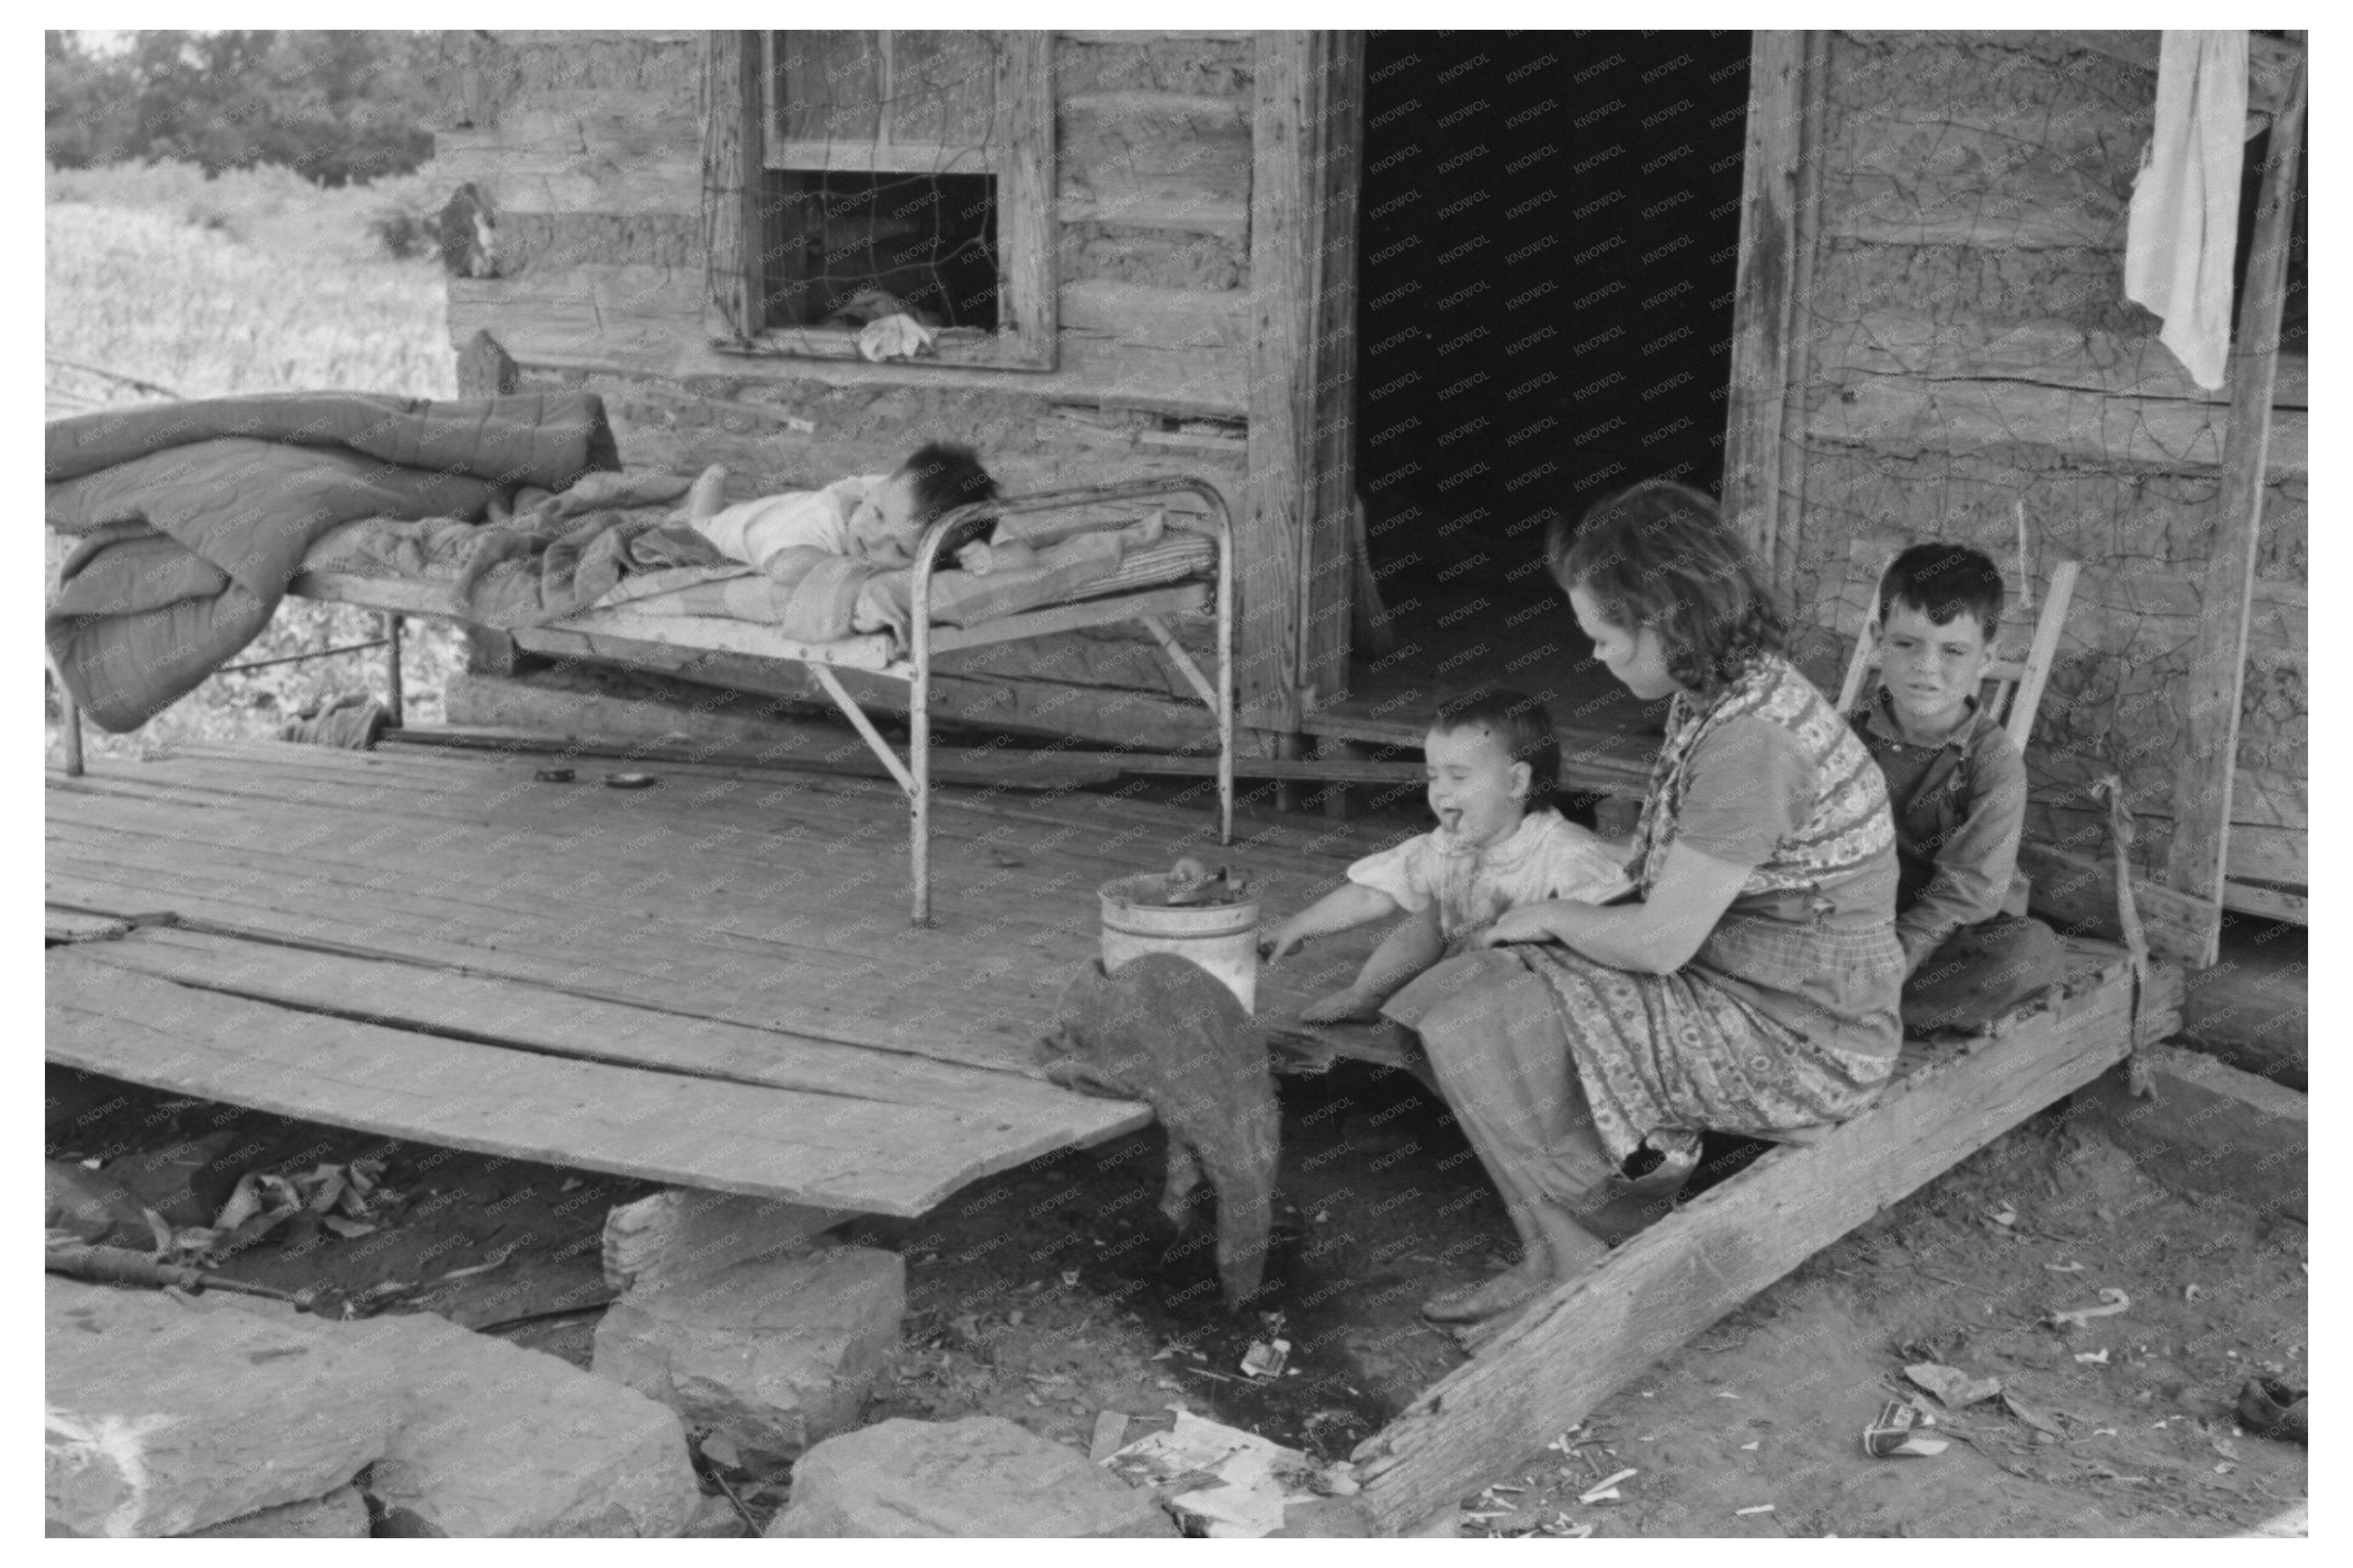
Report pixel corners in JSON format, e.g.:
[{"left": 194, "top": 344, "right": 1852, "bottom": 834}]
[{"left": 45, "top": 741, "right": 1395, "bottom": 1216}]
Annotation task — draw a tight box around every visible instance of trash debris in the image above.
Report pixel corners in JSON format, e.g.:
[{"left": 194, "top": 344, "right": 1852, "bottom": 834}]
[
  {"left": 1541, "top": 1518, "right": 1594, "bottom": 1538},
  {"left": 604, "top": 772, "right": 658, "bottom": 789},
  {"left": 2236, "top": 1378, "right": 2308, "bottom": 1445},
  {"left": 2001, "top": 1393, "right": 2065, "bottom": 1439},
  {"left": 533, "top": 768, "right": 575, "bottom": 783},
  {"left": 2075, "top": 1349, "right": 2111, "bottom": 1365},
  {"left": 2184, "top": 1283, "right": 2202, "bottom": 1302},
  {"left": 1740, "top": 1441, "right": 1761, "bottom": 1451},
  {"left": 1089, "top": 1411, "right": 1130, "bottom": 1463},
  {"left": 1906, "top": 1362, "right": 2004, "bottom": 1409},
  {"left": 1240, "top": 1339, "right": 1291, "bottom": 1379},
  {"left": 1577, "top": 1468, "right": 1638, "bottom": 1504},
  {"left": 2043, "top": 1260, "right": 2086, "bottom": 1273},
  {"left": 1104, "top": 1408, "right": 1326, "bottom": 1538},
  {"left": 1864, "top": 1400, "right": 1948, "bottom": 1457},
  {"left": 1164, "top": 857, "right": 1251, "bottom": 907},
  {"left": 2049, "top": 1287, "right": 2131, "bottom": 1329},
  {"left": 1736, "top": 1504, "right": 1776, "bottom": 1516},
  {"left": 431, "top": 1250, "right": 511, "bottom": 1283},
  {"left": 213, "top": 1171, "right": 303, "bottom": 1236},
  {"left": 1986, "top": 1202, "right": 2017, "bottom": 1227}
]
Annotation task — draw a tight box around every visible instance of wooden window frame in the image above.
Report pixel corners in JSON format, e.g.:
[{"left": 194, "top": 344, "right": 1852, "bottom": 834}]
[{"left": 704, "top": 30, "right": 1055, "bottom": 371}]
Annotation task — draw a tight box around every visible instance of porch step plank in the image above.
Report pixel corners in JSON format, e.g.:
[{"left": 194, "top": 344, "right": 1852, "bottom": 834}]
[{"left": 1350, "top": 946, "right": 2177, "bottom": 1532}]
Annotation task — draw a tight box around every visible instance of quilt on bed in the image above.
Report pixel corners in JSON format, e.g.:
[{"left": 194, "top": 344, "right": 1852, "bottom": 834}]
[
  {"left": 307, "top": 498, "right": 1215, "bottom": 647},
  {"left": 46, "top": 392, "right": 618, "bottom": 732}
]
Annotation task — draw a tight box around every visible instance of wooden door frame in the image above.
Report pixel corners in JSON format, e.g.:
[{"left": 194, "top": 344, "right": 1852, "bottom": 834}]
[{"left": 1243, "top": 30, "right": 1364, "bottom": 737}]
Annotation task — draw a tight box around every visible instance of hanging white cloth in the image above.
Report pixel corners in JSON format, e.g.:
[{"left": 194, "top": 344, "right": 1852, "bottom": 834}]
[{"left": 2123, "top": 30, "right": 2249, "bottom": 391}]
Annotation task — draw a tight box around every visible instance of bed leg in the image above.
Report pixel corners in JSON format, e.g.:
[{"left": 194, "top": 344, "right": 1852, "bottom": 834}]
[
  {"left": 910, "top": 665, "right": 931, "bottom": 927},
  {"left": 383, "top": 612, "right": 405, "bottom": 728},
  {"left": 56, "top": 673, "right": 84, "bottom": 778}
]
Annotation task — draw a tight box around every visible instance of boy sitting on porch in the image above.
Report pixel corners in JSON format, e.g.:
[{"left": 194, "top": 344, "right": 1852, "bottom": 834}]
[
  {"left": 681, "top": 441, "right": 1002, "bottom": 573},
  {"left": 1262, "top": 688, "right": 1631, "bottom": 1024},
  {"left": 1848, "top": 543, "right": 2066, "bottom": 1032}
]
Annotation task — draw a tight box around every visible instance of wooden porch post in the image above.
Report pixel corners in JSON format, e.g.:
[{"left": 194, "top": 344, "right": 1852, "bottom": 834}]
[
  {"left": 2163, "top": 40, "right": 2306, "bottom": 963},
  {"left": 1719, "top": 31, "right": 1825, "bottom": 586},
  {"left": 1245, "top": 30, "right": 1361, "bottom": 742}
]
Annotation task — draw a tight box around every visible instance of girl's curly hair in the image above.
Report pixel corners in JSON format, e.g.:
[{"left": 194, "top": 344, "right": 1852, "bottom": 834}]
[{"left": 1544, "top": 479, "right": 1786, "bottom": 695}]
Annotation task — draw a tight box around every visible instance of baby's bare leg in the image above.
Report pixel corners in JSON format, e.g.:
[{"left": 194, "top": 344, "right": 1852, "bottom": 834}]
[{"left": 685, "top": 464, "right": 729, "bottom": 522}]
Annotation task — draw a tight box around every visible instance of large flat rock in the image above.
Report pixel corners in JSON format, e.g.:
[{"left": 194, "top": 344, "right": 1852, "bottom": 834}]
[
  {"left": 46, "top": 1280, "right": 401, "bottom": 1538},
  {"left": 767, "top": 1416, "right": 1178, "bottom": 1538},
  {"left": 47, "top": 1279, "right": 700, "bottom": 1538}
]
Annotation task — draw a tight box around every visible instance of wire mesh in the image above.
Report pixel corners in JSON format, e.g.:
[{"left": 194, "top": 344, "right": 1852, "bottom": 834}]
[{"left": 757, "top": 31, "right": 1004, "bottom": 332}]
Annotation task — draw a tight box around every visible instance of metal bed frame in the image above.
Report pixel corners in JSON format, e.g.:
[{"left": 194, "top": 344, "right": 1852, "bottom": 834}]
[{"left": 52, "top": 476, "right": 1236, "bottom": 927}]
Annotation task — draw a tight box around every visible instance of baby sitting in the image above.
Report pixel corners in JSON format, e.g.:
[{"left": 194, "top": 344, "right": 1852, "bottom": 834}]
[
  {"left": 1263, "top": 687, "right": 1632, "bottom": 1023},
  {"left": 684, "top": 441, "right": 1001, "bottom": 573}
]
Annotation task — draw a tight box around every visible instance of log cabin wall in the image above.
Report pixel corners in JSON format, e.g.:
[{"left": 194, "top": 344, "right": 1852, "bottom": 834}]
[
  {"left": 1774, "top": 31, "right": 2306, "bottom": 896},
  {"left": 434, "top": 30, "right": 1316, "bottom": 753}
]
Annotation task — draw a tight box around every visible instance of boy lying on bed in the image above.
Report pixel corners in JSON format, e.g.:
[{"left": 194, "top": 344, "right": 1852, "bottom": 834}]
[{"left": 683, "top": 442, "right": 1004, "bottom": 573}]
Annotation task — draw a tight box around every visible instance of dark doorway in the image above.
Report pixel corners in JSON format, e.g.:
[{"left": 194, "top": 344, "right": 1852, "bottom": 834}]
[{"left": 1339, "top": 32, "right": 1752, "bottom": 749}]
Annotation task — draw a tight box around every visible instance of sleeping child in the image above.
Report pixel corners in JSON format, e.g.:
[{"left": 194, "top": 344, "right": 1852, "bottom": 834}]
[
  {"left": 683, "top": 441, "right": 1001, "bottom": 573},
  {"left": 1262, "top": 687, "right": 1633, "bottom": 1023}
]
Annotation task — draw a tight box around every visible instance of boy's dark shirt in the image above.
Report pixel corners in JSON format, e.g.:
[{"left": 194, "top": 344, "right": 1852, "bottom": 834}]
[{"left": 1849, "top": 687, "right": 2030, "bottom": 972}]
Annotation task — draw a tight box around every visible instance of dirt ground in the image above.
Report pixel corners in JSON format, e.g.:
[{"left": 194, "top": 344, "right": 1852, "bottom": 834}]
[{"left": 47, "top": 1040, "right": 2304, "bottom": 1537}]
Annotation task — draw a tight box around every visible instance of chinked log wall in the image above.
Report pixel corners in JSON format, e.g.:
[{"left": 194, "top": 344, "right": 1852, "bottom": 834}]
[
  {"left": 432, "top": 31, "right": 1276, "bottom": 752},
  {"left": 1775, "top": 32, "right": 2306, "bottom": 901}
]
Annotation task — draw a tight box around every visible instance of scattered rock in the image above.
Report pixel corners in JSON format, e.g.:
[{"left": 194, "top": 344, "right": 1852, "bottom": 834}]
[
  {"left": 44, "top": 1160, "right": 152, "bottom": 1245},
  {"left": 179, "top": 1485, "right": 370, "bottom": 1538},
  {"left": 765, "top": 1416, "right": 1177, "bottom": 1538},
  {"left": 679, "top": 1492, "right": 751, "bottom": 1538},
  {"left": 1905, "top": 1362, "right": 2003, "bottom": 1409},
  {"left": 593, "top": 1246, "right": 904, "bottom": 1468},
  {"left": 369, "top": 1317, "right": 700, "bottom": 1538}
]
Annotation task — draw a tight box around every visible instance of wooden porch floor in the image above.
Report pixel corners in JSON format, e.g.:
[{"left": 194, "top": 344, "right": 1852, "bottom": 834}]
[{"left": 44, "top": 740, "right": 1401, "bottom": 1218}]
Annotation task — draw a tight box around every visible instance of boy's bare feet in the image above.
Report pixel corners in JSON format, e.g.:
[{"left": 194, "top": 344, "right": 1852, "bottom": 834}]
[{"left": 685, "top": 463, "right": 729, "bottom": 522}]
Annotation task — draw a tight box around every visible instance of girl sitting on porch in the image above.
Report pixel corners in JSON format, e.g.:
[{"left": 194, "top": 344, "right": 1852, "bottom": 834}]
[{"left": 1383, "top": 480, "right": 1906, "bottom": 1326}]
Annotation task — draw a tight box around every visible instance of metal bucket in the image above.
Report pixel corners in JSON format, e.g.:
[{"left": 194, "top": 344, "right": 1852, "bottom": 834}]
[{"left": 1098, "top": 873, "right": 1260, "bottom": 1014}]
